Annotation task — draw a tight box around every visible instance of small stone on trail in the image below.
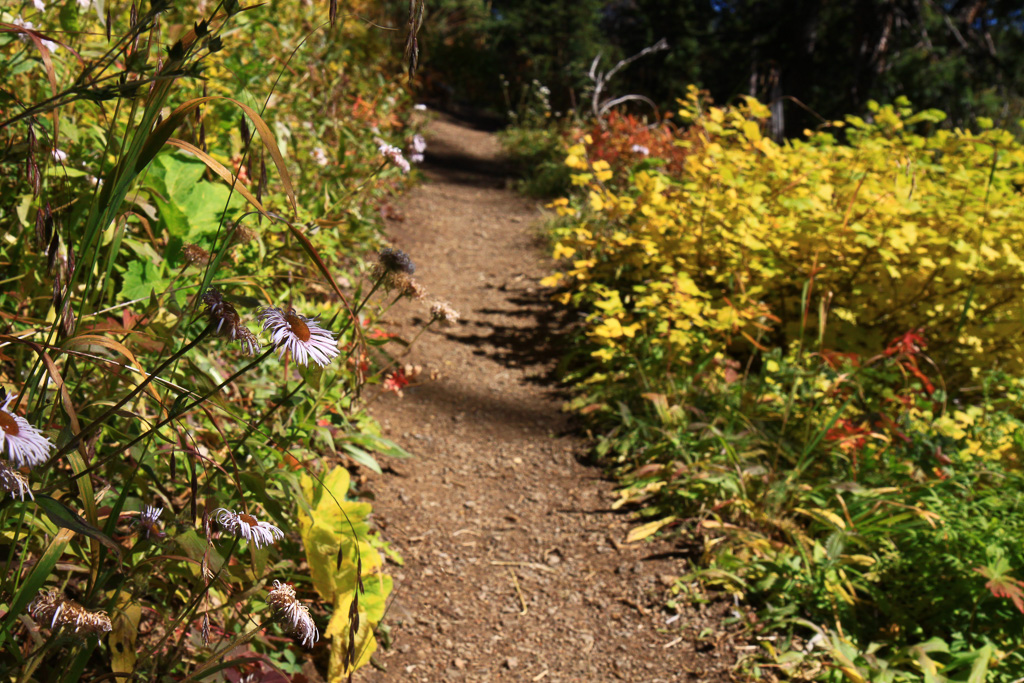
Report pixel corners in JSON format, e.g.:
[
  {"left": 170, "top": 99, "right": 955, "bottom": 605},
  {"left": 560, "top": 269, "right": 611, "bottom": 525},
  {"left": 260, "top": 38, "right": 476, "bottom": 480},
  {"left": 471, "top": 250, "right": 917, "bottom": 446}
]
[
  {"left": 505, "top": 657, "right": 519, "bottom": 670},
  {"left": 454, "top": 657, "right": 467, "bottom": 669}
]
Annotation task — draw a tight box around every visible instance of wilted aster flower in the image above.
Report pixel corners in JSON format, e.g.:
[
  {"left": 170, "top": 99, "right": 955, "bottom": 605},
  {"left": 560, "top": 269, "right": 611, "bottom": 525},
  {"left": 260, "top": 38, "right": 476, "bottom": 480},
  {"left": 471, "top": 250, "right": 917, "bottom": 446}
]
[
  {"left": 0, "top": 459, "right": 32, "bottom": 500},
  {"left": 0, "top": 393, "right": 53, "bottom": 468},
  {"left": 202, "top": 289, "right": 261, "bottom": 356},
  {"left": 29, "top": 589, "right": 112, "bottom": 636},
  {"left": 213, "top": 508, "right": 284, "bottom": 549},
  {"left": 182, "top": 243, "right": 210, "bottom": 267},
  {"left": 430, "top": 300, "right": 461, "bottom": 326},
  {"left": 311, "top": 146, "right": 329, "bottom": 167},
  {"left": 376, "top": 139, "right": 410, "bottom": 174},
  {"left": 231, "top": 224, "right": 258, "bottom": 244},
  {"left": 402, "top": 277, "right": 427, "bottom": 300},
  {"left": 266, "top": 580, "right": 319, "bottom": 648},
  {"left": 139, "top": 505, "right": 165, "bottom": 538},
  {"left": 258, "top": 307, "right": 339, "bottom": 368}
]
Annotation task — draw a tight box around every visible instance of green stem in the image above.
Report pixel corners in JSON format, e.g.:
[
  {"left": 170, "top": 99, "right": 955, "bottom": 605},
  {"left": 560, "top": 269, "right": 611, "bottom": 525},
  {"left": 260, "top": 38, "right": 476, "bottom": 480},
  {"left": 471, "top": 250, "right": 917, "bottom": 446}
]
[
  {"left": 59, "top": 344, "right": 275, "bottom": 489},
  {"left": 49, "top": 323, "right": 215, "bottom": 466}
]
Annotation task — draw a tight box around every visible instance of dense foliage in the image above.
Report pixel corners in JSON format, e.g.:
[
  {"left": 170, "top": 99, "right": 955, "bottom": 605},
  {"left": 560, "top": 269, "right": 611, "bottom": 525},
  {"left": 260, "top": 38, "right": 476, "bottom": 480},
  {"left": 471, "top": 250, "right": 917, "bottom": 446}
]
[
  {"left": 0, "top": 0, "right": 437, "bottom": 680},
  {"left": 541, "top": 91, "right": 1024, "bottom": 680}
]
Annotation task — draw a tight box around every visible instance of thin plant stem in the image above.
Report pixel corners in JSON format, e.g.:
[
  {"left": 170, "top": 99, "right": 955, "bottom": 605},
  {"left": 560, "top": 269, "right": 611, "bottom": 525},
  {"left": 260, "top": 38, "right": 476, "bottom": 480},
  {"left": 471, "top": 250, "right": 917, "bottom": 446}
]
[{"left": 49, "top": 323, "right": 216, "bottom": 466}]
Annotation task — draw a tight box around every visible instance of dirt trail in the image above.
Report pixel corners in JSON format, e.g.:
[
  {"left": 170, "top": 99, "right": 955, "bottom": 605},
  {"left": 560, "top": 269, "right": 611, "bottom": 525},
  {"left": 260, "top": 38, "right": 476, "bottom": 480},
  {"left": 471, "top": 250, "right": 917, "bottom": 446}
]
[{"left": 361, "top": 113, "right": 737, "bottom": 682}]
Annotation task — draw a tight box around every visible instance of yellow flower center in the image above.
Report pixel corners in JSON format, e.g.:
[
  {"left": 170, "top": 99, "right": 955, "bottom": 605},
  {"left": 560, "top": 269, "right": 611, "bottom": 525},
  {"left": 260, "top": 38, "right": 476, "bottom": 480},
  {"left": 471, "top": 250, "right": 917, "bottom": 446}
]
[
  {"left": 285, "top": 312, "right": 310, "bottom": 342},
  {"left": 0, "top": 411, "right": 20, "bottom": 437}
]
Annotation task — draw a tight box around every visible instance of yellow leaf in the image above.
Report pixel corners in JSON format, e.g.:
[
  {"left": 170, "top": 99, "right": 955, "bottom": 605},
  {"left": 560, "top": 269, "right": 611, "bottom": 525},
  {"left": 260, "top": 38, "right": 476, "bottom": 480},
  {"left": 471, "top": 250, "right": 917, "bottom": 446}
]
[
  {"left": 108, "top": 592, "right": 141, "bottom": 674},
  {"left": 327, "top": 593, "right": 377, "bottom": 681},
  {"left": 625, "top": 516, "right": 677, "bottom": 543},
  {"left": 741, "top": 120, "right": 761, "bottom": 143},
  {"left": 552, "top": 243, "right": 576, "bottom": 260},
  {"left": 795, "top": 507, "right": 847, "bottom": 530}
]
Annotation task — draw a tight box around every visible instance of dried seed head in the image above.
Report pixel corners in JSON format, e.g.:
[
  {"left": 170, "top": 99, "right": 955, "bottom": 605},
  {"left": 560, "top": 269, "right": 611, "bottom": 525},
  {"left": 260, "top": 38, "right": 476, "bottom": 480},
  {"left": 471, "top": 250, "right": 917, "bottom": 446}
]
[
  {"left": 29, "top": 589, "right": 112, "bottom": 636},
  {"left": 403, "top": 276, "right": 427, "bottom": 300},
  {"left": 183, "top": 243, "right": 211, "bottom": 267},
  {"left": 429, "top": 300, "right": 460, "bottom": 326},
  {"left": 267, "top": 580, "right": 319, "bottom": 648},
  {"left": 0, "top": 459, "right": 32, "bottom": 500},
  {"left": 378, "top": 247, "right": 415, "bottom": 275},
  {"left": 232, "top": 223, "right": 258, "bottom": 244}
]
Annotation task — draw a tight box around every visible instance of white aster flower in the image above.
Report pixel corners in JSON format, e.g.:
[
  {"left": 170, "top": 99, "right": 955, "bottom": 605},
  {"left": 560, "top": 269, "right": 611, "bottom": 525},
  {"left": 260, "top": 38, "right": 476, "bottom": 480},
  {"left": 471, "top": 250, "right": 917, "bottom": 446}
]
[
  {"left": 631, "top": 144, "right": 650, "bottom": 156},
  {"left": 0, "top": 393, "right": 53, "bottom": 468},
  {"left": 12, "top": 17, "right": 58, "bottom": 51},
  {"left": 410, "top": 153, "right": 424, "bottom": 164},
  {"left": 411, "top": 134, "right": 426, "bottom": 155},
  {"left": 213, "top": 508, "right": 283, "bottom": 549},
  {"left": 311, "top": 146, "right": 329, "bottom": 167},
  {"left": 258, "top": 306, "right": 339, "bottom": 367},
  {"left": 51, "top": 148, "right": 67, "bottom": 163},
  {"left": 414, "top": 103, "right": 427, "bottom": 111},
  {"left": 266, "top": 580, "right": 319, "bottom": 647},
  {"left": 139, "top": 505, "right": 164, "bottom": 538},
  {"left": 0, "top": 459, "right": 32, "bottom": 500},
  {"left": 32, "top": 0, "right": 45, "bottom": 11}
]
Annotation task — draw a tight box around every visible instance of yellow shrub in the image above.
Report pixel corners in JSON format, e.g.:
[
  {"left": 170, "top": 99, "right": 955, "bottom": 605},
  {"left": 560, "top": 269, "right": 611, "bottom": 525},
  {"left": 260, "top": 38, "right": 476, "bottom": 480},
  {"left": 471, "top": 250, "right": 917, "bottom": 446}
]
[{"left": 546, "top": 86, "right": 1024, "bottom": 378}]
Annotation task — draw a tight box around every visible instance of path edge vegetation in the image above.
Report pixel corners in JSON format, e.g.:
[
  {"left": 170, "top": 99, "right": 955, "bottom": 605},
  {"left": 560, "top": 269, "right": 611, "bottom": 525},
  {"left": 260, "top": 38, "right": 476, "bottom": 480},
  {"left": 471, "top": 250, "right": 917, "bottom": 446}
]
[
  {"left": 0, "top": 0, "right": 440, "bottom": 680},
  {"left": 506, "top": 87, "right": 1024, "bottom": 681}
]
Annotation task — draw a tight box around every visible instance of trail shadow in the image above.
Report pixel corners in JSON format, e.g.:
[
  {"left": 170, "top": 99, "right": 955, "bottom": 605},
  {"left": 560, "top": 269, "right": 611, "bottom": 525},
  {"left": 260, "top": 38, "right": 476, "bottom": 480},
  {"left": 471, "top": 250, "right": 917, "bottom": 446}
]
[
  {"left": 401, "top": 375, "right": 572, "bottom": 436},
  {"left": 411, "top": 284, "right": 579, "bottom": 387}
]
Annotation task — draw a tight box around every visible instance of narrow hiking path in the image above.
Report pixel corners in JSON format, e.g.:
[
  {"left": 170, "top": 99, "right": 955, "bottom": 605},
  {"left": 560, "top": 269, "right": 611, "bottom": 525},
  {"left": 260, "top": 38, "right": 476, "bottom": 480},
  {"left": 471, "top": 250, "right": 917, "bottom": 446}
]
[{"left": 361, "top": 113, "right": 739, "bottom": 682}]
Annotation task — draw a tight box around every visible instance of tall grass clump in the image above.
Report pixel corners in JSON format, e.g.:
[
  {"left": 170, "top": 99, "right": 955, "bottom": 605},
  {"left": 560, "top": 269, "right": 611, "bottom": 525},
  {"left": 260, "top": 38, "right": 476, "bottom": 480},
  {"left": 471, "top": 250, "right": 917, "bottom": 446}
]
[
  {"left": 541, "top": 87, "right": 1024, "bottom": 681},
  {"left": 0, "top": 0, "right": 444, "bottom": 679}
]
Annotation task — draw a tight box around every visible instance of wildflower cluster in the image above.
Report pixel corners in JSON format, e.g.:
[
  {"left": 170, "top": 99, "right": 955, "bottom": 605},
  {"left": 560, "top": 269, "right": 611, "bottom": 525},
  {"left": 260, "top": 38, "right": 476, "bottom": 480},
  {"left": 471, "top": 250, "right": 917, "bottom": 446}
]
[
  {"left": 203, "top": 288, "right": 344, "bottom": 367},
  {"left": 376, "top": 139, "right": 410, "bottom": 174},
  {"left": 409, "top": 133, "right": 427, "bottom": 164}
]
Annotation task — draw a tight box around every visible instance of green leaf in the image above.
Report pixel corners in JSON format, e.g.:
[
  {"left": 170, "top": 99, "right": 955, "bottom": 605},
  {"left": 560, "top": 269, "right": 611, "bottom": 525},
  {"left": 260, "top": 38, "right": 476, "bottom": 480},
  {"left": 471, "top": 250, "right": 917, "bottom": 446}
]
[
  {"left": 34, "top": 495, "right": 122, "bottom": 559},
  {"left": 119, "top": 259, "right": 165, "bottom": 301},
  {"left": 343, "top": 433, "right": 411, "bottom": 459}
]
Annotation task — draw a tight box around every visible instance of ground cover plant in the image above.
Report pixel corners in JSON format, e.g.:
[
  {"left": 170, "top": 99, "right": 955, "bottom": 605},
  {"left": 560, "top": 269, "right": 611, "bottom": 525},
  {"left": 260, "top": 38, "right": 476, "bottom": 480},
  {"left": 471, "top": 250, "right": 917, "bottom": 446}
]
[
  {"left": 0, "top": 0, "right": 445, "bottom": 680},
  {"left": 541, "top": 89, "right": 1024, "bottom": 680}
]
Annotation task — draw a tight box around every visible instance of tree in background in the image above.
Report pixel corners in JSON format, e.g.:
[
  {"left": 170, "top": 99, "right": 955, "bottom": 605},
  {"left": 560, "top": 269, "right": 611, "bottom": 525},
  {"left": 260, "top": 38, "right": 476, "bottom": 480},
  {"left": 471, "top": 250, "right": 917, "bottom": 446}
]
[{"left": 417, "top": 0, "right": 1024, "bottom": 137}]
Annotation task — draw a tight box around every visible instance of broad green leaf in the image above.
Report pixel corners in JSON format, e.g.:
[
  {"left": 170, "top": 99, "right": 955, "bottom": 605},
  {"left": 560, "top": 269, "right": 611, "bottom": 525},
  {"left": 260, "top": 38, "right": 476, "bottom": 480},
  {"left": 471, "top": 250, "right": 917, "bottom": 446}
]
[{"left": 34, "top": 495, "right": 121, "bottom": 558}]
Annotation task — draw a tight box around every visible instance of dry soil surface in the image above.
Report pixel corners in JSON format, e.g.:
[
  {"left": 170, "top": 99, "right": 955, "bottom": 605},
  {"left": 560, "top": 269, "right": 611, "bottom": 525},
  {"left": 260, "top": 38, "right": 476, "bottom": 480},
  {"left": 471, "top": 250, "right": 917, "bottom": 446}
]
[{"left": 360, "top": 113, "right": 741, "bottom": 682}]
